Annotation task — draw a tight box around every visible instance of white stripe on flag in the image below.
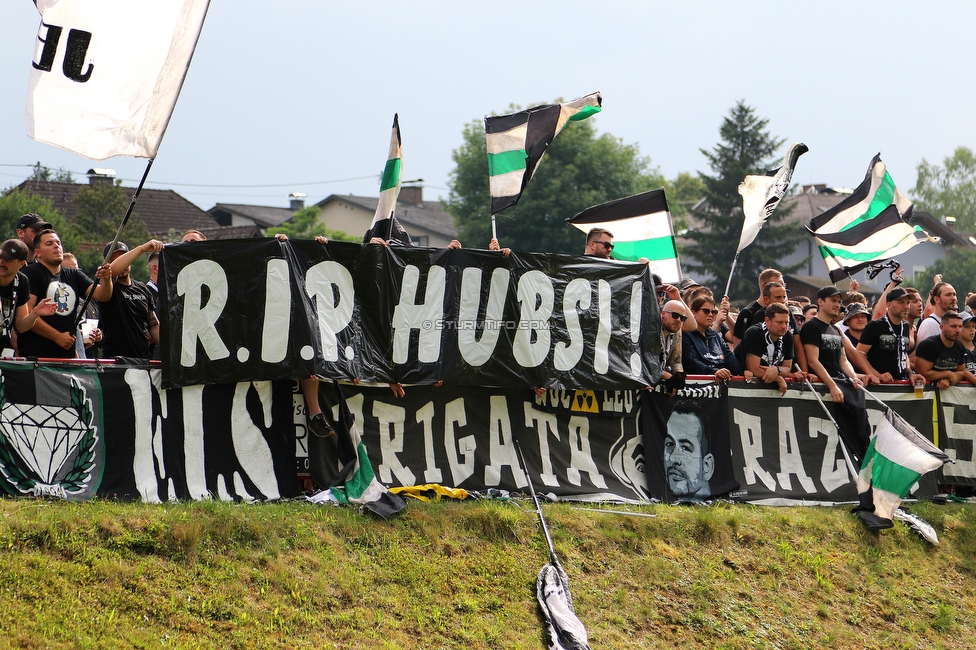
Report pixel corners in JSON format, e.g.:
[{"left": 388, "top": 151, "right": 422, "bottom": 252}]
[
  {"left": 486, "top": 124, "right": 528, "bottom": 154},
  {"left": 488, "top": 170, "right": 525, "bottom": 200}
]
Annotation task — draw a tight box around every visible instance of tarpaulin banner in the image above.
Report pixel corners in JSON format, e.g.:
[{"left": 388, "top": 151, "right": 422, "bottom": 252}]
[
  {"left": 938, "top": 385, "right": 976, "bottom": 486},
  {"left": 0, "top": 362, "right": 298, "bottom": 502},
  {"left": 159, "top": 240, "right": 662, "bottom": 391}
]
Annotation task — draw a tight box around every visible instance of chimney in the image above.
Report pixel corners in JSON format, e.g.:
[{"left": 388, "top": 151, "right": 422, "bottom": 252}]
[
  {"left": 86, "top": 168, "right": 116, "bottom": 186},
  {"left": 399, "top": 185, "right": 423, "bottom": 205},
  {"left": 289, "top": 192, "right": 306, "bottom": 211}
]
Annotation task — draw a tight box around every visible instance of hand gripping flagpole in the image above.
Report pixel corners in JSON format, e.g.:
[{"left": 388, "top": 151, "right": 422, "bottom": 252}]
[{"left": 72, "top": 158, "right": 155, "bottom": 331}]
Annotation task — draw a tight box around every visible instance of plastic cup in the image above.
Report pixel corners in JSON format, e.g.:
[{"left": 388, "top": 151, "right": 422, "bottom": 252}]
[{"left": 914, "top": 378, "right": 925, "bottom": 398}]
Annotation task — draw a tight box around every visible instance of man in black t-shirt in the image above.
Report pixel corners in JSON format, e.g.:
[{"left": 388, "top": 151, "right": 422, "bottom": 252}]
[
  {"left": 740, "top": 303, "right": 796, "bottom": 395},
  {"left": 0, "top": 239, "right": 55, "bottom": 355},
  {"left": 914, "top": 312, "right": 976, "bottom": 389},
  {"left": 19, "top": 230, "right": 112, "bottom": 358},
  {"left": 99, "top": 240, "right": 162, "bottom": 359},
  {"left": 855, "top": 287, "right": 920, "bottom": 383}
]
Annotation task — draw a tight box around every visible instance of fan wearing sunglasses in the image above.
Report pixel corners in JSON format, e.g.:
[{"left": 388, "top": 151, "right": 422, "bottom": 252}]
[
  {"left": 682, "top": 296, "right": 740, "bottom": 381},
  {"left": 584, "top": 227, "right": 614, "bottom": 259},
  {"left": 659, "top": 300, "right": 689, "bottom": 393}
]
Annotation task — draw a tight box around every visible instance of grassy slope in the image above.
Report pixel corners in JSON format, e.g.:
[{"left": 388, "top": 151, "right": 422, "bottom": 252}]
[{"left": 0, "top": 498, "right": 974, "bottom": 649}]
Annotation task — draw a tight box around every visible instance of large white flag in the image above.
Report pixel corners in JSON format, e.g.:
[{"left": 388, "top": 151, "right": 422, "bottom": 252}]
[
  {"left": 26, "top": 0, "right": 211, "bottom": 160},
  {"left": 736, "top": 142, "right": 808, "bottom": 253}
]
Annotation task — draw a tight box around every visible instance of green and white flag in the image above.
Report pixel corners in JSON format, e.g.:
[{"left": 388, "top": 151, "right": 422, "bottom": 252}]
[
  {"left": 567, "top": 189, "right": 681, "bottom": 282},
  {"left": 805, "top": 154, "right": 937, "bottom": 282},
  {"left": 485, "top": 92, "right": 602, "bottom": 214},
  {"left": 856, "top": 409, "right": 949, "bottom": 521},
  {"left": 364, "top": 114, "right": 411, "bottom": 245}
]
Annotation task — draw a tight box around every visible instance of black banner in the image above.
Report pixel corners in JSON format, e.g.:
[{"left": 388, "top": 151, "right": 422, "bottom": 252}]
[
  {"left": 159, "top": 240, "right": 662, "bottom": 391},
  {"left": 938, "top": 386, "right": 976, "bottom": 486}
]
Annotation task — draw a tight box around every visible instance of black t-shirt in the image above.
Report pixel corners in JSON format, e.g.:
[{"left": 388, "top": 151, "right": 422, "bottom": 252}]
[
  {"left": 859, "top": 317, "right": 910, "bottom": 380},
  {"left": 800, "top": 317, "right": 844, "bottom": 378},
  {"left": 98, "top": 280, "right": 158, "bottom": 358},
  {"left": 963, "top": 346, "right": 976, "bottom": 375},
  {"left": 734, "top": 300, "right": 799, "bottom": 342},
  {"left": 914, "top": 335, "right": 965, "bottom": 373},
  {"left": 739, "top": 322, "right": 795, "bottom": 370},
  {"left": 19, "top": 264, "right": 92, "bottom": 358},
  {"left": 0, "top": 272, "right": 30, "bottom": 352}
]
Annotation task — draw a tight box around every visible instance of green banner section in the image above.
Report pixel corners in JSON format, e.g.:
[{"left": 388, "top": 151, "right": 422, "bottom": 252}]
[{"left": 487, "top": 150, "right": 527, "bottom": 177}]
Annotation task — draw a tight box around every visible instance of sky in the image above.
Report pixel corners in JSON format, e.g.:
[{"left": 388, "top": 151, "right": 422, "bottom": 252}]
[{"left": 2, "top": 1, "right": 976, "bottom": 214}]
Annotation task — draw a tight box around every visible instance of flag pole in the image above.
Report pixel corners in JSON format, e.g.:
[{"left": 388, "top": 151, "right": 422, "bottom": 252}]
[
  {"left": 73, "top": 157, "right": 155, "bottom": 330},
  {"left": 491, "top": 214, "right": 497, "bottom": 242},
  {"left": 722, "top": 250, "right": 741, "bottom": 298}
]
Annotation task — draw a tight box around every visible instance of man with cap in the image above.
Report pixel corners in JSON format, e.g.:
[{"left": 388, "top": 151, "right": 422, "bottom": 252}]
[
  {"left": 855, "top": 287, "right": 922, "bottom": 384},
  {"left": 98, "top": 240, "right": 162, "bottom": 359},
  {"left": 914, "top": 311, "right": 976, "bottom": 389},
  {"left": 841, "top": 302, "right": 871, "bottom": 346},
  {"left": 20, "top": 229, "right": 112, "bottom": 358},
  {"left": 16, "top": 214, "right": 52, "bottom": 262},
  {"left": 959, "top": 311, "right": 976, "bottom": 374},
  {"left": 0, "top": 239, "right": 55, "bottom": 355}
]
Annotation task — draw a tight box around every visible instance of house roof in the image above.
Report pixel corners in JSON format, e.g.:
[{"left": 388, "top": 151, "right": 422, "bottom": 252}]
[
  {"left": 316, "top": 193, "right": 457, "bottom": 238},
  {"left": 198, "top": 225, "right": 265, "bottom": 240},
  {"left": 13, "top": 179, "right": 219, "bottom": 238},
  {"left": 208, "top": 203, "right": 296, "bottom": 228}
]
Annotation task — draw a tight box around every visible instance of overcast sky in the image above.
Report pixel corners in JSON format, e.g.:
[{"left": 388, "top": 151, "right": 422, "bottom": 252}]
[{"left": 2, "top": 1, "right": 975, "bottom": 213}]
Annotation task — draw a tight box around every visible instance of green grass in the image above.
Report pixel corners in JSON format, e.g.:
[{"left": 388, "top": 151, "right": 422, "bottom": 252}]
[{"left": 0, "top": 498, "right": 974, "bottom": 649}]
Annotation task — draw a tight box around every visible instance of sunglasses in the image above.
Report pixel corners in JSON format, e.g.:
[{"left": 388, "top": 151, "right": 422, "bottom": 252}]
[
  {"left": 666, "top": 311, "right": 688, "bottom": 322},
  {"left": 593, "top": 241, "right": 614, "bottom": 251},
  {"left": 698, "top": 308, "right": 720, "bottom": 316},
  {"left": 656, "top": 288, "right": 667, "bottom": 298}
]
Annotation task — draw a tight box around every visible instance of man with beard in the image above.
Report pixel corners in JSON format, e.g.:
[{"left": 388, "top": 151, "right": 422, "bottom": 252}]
[
  {"left": 741, "top": 303, "right": 796, "bottom": 395},
  {"left": 856, "top": 287, "right": 921, "bottom": 384},
  {"left": 583, "top": 227, "right": 614, "bottom": 259},
  {"left": 664, "top": 400, "right": 713, "bottom": 500},
  {"left": 16, "top": 213, "right": 52, "bottom": 263},
  {"left": 916, "top": 282, "right": 958, "bottom": 342},
  {"left": 914, "top": 312, "right": 976, "bottom": 389},
  {"left": 0, "top": 239, "right": 55, "bottom": 355},
  {"left": 658, "top": 299, "right": 688, "bottom": 393},
  {"left": 99, "top": 240, "right": 163, "bottom": 358}
]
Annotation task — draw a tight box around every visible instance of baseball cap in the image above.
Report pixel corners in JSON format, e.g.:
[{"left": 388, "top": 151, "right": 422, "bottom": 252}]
[
  {"left": 103, "top": 241, "right": 130, "bottom": 258},
  {"left": 817, "top": 286, "right": 841, "bottom": 300},
  {"left": 17, "top": 213, "right": 52, "bottom": 231},
  {"left": 961, "top": 311, "right": 974, "bottom": 325},
  {"left": 843, "top": 302, "right": 871, "bottom": 323},
  {"left": 886, "top": 287, "right": 909, "bottom": 302},
  {"left": 0, "top": 239, "right": 29, "bottom": 262}
]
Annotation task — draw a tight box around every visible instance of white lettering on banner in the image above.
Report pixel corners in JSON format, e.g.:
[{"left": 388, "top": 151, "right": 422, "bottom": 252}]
[
  {"left": 178, "top": 260, "right": 230, "bottom": 366},
  {"left": 775, "top": 406, "right": 815, "bottom": 493},
  {"left": 485, "top": 396, "right": 526, "bottom": 487},
  {"left": 733, "top": 409, "right": 776, "bottom": 490},
  {"left": 444, "top": 397, "right": 475, "bottom": 485},
  {"left": 524, "top": 403, "right": 561, "bottom": 486},
  {"left": 809, "top": 416, "right": 853, "bottom": 493},
  {"left": 230, "top": 381, "right": 279, "bottom": 500},
  {"left": 393, "top": 265, "right": 446, "bottom": 364},
  {"left": 126, "top": 368, "right": 161, "bottom": 503},
  {"left": 594, "top": 280, "right": 612, "bottom": 374},
  {"left": 943, "top": 403, "right": 976, "bottom": 479},
  {"left": 305, "top": 261, "right": 355, "bottom": 362},
  {"left": 182, "top": 385, "right": 208, "bottom": 499},
  {"left": 513, "top": 270, "right": 554, "bottom": 368},
  {"left": 629, "top": 281, "right": 642, "bottom": 377},
  {"left": 546, "top": 390, "right": 572, "bottom": 409},
  {"left": 372, "top": 401, "right": 415, "bottom": 486},
  {"left": 414, "top": 401, "right": 443, "bottom": 483},
  {"left": 566, "top": 416, "right": 608, "bottom": 488},
  {"left": 554, "top": 278, "right": 590, "bottom": 371},
  {"left": 261, "top": 259, "right": 290, "bottom": 364},
  {"left": 602, "top": 390, "right": 634, "bottom": 414},
  {"left": 458, "top": 267, "right": 509, "bottom": 366}
]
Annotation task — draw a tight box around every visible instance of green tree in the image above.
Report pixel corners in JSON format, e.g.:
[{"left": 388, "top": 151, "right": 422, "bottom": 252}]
[
  {"left": 662, "top": 172, "right": 706, "bottom": 232},
  {"left": 72, "top": 181, "right": 152, "bottom": 281},
  {"left": 913, "top": 147, "right": 976, "bottom": 232},
  {"left": 447, "top": 110, "right": 665, "bottom": 254},
  {"left": 0, "top": 186, "right": 76, "bottom": 247},
  {"left": 29, "top": 162, "right": 74, "bottom": 183},
  {"left": 682, "top": 101, "right": 805, "bottom": 302},
  {"left": 911, "top": 248, "right": 976, "bottom": 300},
  {"left": 266, "top": 206, "right": 358, "bottom": 242}
]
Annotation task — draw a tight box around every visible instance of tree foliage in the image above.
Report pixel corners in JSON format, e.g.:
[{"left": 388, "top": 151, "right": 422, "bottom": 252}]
[
  {"left": 0, "top": 186, "right": 74, "bottom": 247},
  {"left": 447, "top": 111, "right": 665, "bottom": 254},
  {"left": 912, "top": 248, "right": 976, "bottom": 300},
  {"left": 266, "top": 206, "right": 359, "bottom": 242},
  {"left": 29, "top": 162, "right": 74, "bottom": 183},
  {"left": 72, "top": 182, "right": 152, "bottom": 281},
  {"left": 913, "top": 147, "right": 976, "bottom": 232},
  {"left": 682, "top": 101, "right": 806, "bottom": 303}
]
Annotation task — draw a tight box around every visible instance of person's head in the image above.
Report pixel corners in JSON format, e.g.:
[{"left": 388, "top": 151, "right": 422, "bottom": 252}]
[
  {"left": 683, "top": 285, "right": 713, "bottom": 307},
  {"left": 761, "top": 281, "right": 788, "bottom": 307},
  {"left": 843, "top": 302, "right": 870, "bottom": 333},
  {"left": 584, "top": 228, "right": 613, "bottom": 258},
  {"left": 61, "top": 252, "right": 78, "bottom": 268},
  {"left": 940, "top": 311, "right": 963, "bottom": 343},
  {"left": 16, "top": 213, "right": 52, "bottom": 249},
  {"left": 930, "top": 282, "right": 958, "bottom": 313},
  {"left": 816, "top": 286, "right": 843, "bottom": 320},
  {"left": 764, "top": 302, "right": 791, "bottom": 339},
  {"left": 885, "top": 287, "right": 911, "bottom": 322},
  {"left": 967, "top": 293, "right": 976, "bottom": 314},
  {"left": 758, "top": 268, "right": 783, "bottom": 293},
  {"left": 960, "top": 312, "right": 975, "bottom": 345},
  {"left": 33, "top": 229, "right": 63, "bottom": 267},
  {"left": 802, "top": 303, "right": 818, "bottom": 322},
  {"left": 182, "top": 229, "right": 207, "bottom": 243},
  {"left": 905, "top": 287, "right": 923, "bottom": 319},
  {"left": 844, "top": 291, "right": 866, "bottom": 306},
  {"left": 794, "top": 296, "right": 811, "bottom": 307},
  {"left": 103, "top": 241, "right": 131, "bottom": 279},
  {"left": 661, "top": 300, "right": 687, "bottom": 334},
  {"left": 691, "top": 296, "right": 717, "bottom": 329},
  {"left": 147, "top": 250, "right": 160, "bottom": 283},
  {"left": 789, "top": 304, "right": 804, "bottom": 327},
  {"left": 652, "top": 274, "right": 665, "bottom": 305},
  {"left": 665, "top": 400, "right": 713, "bottom": 497},
  {"left": 0, "top": 239, "right": 29, "bottom": 283}
]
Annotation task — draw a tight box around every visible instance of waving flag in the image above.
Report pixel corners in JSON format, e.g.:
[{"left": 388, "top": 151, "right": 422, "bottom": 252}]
[
  {"left": 567, "top": 189, "right": 681, "bottom": 282},
  {"left": 805, "top": 154, "right": 937, "bottom": 281},
  {"left": 363, "top": 114, "right": 412, "bottom": 245},
  {"left": 736, "top": 142, "right": 808, "bottom": 252},
  {"left": 26, "top": 0, "right": 211, "bottom": 160},
  {"left": 856, "top": 409, "right": 948, "bottom": 523},
  {"left": 486, "top": 92, "right": 602, "bottom": 214}
]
